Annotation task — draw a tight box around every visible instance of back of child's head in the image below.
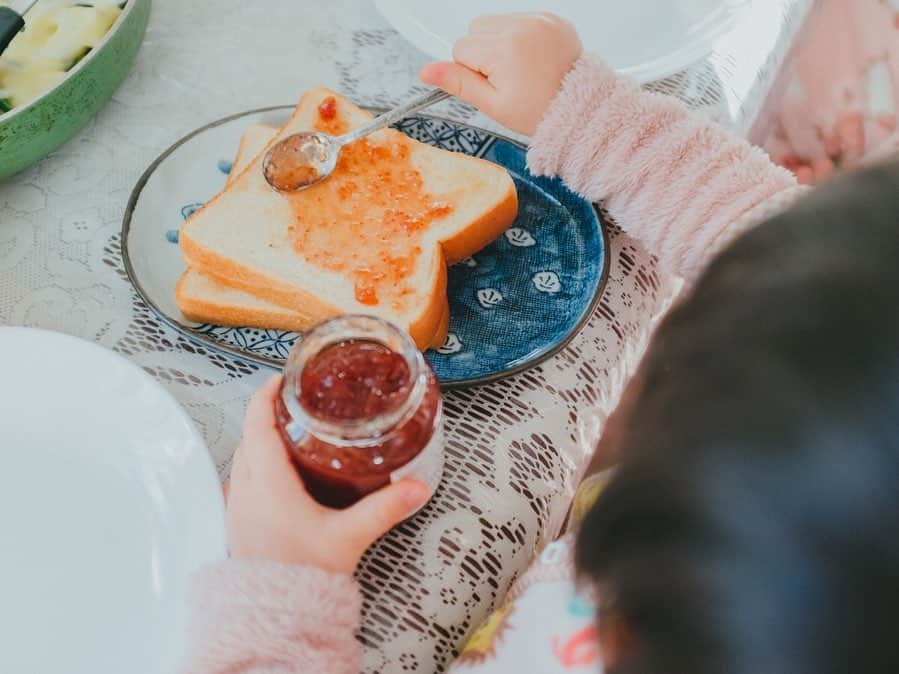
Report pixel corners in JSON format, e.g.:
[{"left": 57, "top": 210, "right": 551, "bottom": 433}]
[{"left": 577, "top": 161, "right": 899, "bottom": 674}]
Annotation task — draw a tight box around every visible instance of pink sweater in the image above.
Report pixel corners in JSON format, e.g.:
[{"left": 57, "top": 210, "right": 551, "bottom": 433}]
[{"left": 182, "top": 56, "right": 798, "bottom": 674}]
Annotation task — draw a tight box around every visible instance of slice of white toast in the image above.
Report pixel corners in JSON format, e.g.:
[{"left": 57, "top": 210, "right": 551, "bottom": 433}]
[
  {"left": 176, "top": 125, "right": 316, "bottom": 331},
  {"left": 177, "top": 124, "right": 453, "bottom": 346},
  {"left": 176, "top": 88, "right": 518, "bottom": 350}
]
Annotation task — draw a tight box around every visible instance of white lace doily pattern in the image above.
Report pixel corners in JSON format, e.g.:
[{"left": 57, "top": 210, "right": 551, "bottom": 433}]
[{"left": 0, "top": 2, "right": 810, "bottom": 672}]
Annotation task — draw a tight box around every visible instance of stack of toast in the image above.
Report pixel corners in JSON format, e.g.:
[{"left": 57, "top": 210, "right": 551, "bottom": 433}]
[{"left": 175, "top": 88, "right": 518, "bottom": 350}]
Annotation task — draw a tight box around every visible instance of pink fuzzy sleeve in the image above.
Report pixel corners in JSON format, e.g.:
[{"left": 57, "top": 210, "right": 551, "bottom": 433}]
[
  {"left": 181, "top": 560, "right": 362, "bottom": 674},
  {"left": 528, "top": 55, "right": 798, "bottom": 281}
]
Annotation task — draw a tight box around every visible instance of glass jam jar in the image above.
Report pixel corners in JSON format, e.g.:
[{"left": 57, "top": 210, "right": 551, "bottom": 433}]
[{"left": 276, "top": 315, "right": 444, "bottom": 509}]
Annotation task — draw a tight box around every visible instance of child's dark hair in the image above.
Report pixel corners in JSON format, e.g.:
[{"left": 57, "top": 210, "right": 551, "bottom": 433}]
[{"left": 577, "top": 161, "right": 899, "bottom": 674}]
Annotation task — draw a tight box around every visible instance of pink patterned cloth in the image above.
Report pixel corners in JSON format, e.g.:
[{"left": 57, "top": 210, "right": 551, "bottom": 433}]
[
  {"left": 181, "top": 56, "right": 800, "bottom": 674},
  {"left": 766, "top": 0, "right": 899, "bottom": 183}
]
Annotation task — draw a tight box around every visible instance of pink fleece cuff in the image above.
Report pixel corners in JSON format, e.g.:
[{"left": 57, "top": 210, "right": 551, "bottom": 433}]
[
  {"left": 182, "top": 560, "right": 362, "bottom": 674},
  {"left": 528, "top": 55, "right": 797, "bottom": 281}
]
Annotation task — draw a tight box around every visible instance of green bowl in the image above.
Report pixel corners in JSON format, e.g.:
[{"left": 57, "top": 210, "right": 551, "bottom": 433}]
[{"left": 0, "top": 0, "right": 151, "bottom": 180}]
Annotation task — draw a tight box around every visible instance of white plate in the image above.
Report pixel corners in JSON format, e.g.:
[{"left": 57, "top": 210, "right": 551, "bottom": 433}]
[
  {"left": 0, "top": 328, "right": 226, "bottom": 674},
  {"left": 374, "top": 0, "right": 748, "bottom": 83}
]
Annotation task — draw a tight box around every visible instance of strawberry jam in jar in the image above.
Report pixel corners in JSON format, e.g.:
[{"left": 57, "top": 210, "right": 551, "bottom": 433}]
[{"left": 276, "top": 315, "right": 444, "bottom": 509}]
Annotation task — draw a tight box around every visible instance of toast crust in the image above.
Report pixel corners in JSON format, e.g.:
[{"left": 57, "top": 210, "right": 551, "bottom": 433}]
[
  {"left": 441, "top": 185, "right": 518, "bottom": 266},
  {"left": 181, "top": 233, "right": 445, "bottom": 350},
  {"left": 179, "top": 265, "right": 452, "bottom": 349},
  {"left": 180, "top": 232, "right": 343, "bottom": 324},
  {"left": 430, "top": 301, "right": 450, "bottom": 350},
  {"left": 226, "top": 124, "right": 277, "bottom": 188},
  {"left": 175, "top": 272, "right": 313, "bottom": 333}
]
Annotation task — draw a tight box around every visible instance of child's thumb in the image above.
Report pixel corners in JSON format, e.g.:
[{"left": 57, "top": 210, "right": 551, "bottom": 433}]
[
  {"left": 420, "top": 62, "right": 495, "bottom": 115},
  {"left": 338, "top": 480, "right": 431, "bottom": 546}
]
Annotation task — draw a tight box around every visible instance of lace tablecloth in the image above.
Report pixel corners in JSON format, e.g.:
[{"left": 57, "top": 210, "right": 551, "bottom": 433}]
[{"left": 0, "top": 1, "right": 812, "bottom": 671}]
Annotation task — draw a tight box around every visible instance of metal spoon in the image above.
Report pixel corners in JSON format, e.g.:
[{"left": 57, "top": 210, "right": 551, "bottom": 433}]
[{"left": 263, "top": 88, "right": 451, "bottom": 193}]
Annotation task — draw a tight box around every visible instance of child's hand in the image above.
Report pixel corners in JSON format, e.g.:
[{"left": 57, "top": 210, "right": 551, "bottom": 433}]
[
  {"left": 420, "top": 13, "right": 582, "bottom": 136},
  {"left": 227, "top": 375, "right": 431, "bottom": 575}
]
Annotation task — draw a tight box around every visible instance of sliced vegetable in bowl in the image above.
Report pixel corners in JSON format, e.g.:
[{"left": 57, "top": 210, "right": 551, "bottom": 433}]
[
  {"left": 0, "top": 0, "right": 149, "bottom": 180},
  {"left": 0, "top": 0, "right": 124, "bottom": 112}
]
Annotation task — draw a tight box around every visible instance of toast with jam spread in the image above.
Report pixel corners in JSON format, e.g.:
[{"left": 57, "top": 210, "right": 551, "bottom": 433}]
[{"left": 175, "top": 88, "right": 518, "bottom": 349}]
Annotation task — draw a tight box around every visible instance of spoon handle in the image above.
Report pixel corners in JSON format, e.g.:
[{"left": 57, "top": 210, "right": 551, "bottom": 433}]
[
  {"left": 0, "top": 7, "right": 25, "bottom": 57},
  {"left": 338, "top": 89, "right": 452, "bottom": 145}
]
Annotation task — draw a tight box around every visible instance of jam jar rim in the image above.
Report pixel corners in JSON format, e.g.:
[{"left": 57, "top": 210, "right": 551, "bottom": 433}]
[{"left": 280, "top": 315, "right": 431, "bottom": 448}]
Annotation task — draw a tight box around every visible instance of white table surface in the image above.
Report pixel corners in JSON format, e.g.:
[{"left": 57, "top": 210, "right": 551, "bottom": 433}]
[{"left": 0, "top": 1, "right": 813, "bottom": 671}]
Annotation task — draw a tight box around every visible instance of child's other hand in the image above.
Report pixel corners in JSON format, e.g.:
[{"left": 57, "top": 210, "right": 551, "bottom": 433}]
[
  {"left": 420, "top": 13, "right": 582, "bottom": 136},
  {"left": 227, "top": 375, "right": 431, "bottom": 575}
]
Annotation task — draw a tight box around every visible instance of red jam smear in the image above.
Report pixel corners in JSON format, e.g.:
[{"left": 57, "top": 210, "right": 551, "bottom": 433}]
[
  {"left": 317, "top": 95, "right": 338, "bottom": 121},
  {"left": 285, "top": 97, "right": 455, "bottom": 309},
  {"left": 277, "top": 339, "right": 441, "bottom": 509}
]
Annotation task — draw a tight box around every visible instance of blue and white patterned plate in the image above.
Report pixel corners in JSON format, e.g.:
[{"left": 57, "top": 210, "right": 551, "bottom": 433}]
[{"left": 122, "top": 106, "right": 609, "bottom": 389}]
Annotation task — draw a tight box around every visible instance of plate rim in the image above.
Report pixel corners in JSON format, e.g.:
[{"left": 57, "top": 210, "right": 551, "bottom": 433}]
[{"left": 121, "top": 105, "right": 610, "bottom": 390}]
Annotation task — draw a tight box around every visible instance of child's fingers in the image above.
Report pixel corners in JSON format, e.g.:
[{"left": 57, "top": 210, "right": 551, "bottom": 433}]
[
  {"left": 420, "top": 62, "right": 496, "bottom": 115},
  {"left": 836, "top": 113, "right": 865, "bottom": 160},
  {"left": 231, "top": 423, "right": 317, "bottom": 512},
  {"left": 812, "top": 157, "right": 835, "bottom": 182},
  {"left": 333, "top": 479, "right": 430, "bottom": 548},
  {"left": 236, "top": 374, "right": 297, "bottom": 483},
  {"left": 795, "top": 165, "right": 815, "bottom": 185},
  {"left": 242, "top": 374, "right": 284, "bottom": 435},
  {"left": 452, "top": 34, "right": 499, "bottom": 77}
]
